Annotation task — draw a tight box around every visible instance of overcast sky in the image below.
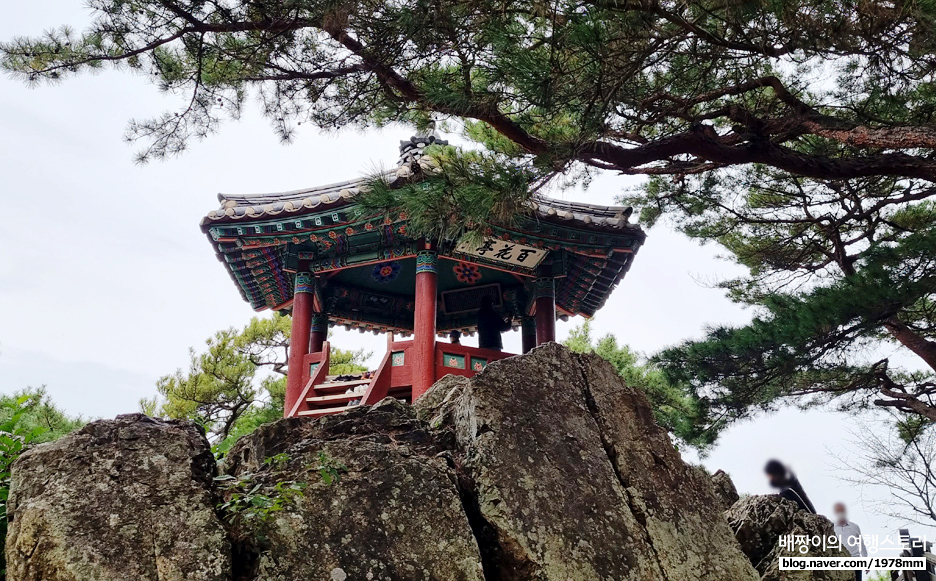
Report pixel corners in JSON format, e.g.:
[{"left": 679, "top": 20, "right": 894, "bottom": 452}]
[{"left": 2, "top": 0, "right": 934, "bottom": 550}]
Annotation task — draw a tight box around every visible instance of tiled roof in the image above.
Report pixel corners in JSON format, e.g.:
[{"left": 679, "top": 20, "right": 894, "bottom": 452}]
[
  {"left": 200, "top": 135, "right": 646, "bottom": 319},
  {"left": 201, "top": 175, "right": 375, "bottom": 223},
  {"left": 202, "top": 175, "right": 639, "bottom": 233}
]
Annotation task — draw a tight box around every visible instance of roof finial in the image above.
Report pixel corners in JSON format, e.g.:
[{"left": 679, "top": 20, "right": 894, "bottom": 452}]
[{"left": 396, "top": 122, "right": 448, "bottom": 179}]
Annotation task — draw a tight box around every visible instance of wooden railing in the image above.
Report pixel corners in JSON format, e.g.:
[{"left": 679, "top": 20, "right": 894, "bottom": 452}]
[
  {"left": 434, "top": 342, "right": 515, "bottom": 379},
  {"left": 287, "top": 339, "right": 516, "bottom": 415}
]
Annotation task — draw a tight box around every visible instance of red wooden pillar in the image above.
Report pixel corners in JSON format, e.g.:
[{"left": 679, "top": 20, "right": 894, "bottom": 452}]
[
  {"left": 521, "top": 316, "right": 537, "bottom": 353},
  {"left": 534, "top": 277, "right": 556, "bottom": 345},
  {"left": 412, "top": 249, "right": 438, "bottom": 400},
  {"left": 310, "top": 313, "right": 329, "bottom": 354},
  {"left": 285, "top": 272, "right": 315, "bottom": 417}
]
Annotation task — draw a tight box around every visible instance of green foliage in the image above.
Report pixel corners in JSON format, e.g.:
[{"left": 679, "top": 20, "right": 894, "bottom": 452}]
[
  {"left": 357, "top": 145, "right": 550, "bottom": 241},
  {"left": 215, "top": 473, "right": 308, "bottom": 537},
  {"left": 0, "top": 396, "right": 42, "bottom": 577},
  {"left": 210, "top": 395, "right": 283, "bottom": 457},
  {"left": 147, "top": 314, "right": 293, "bottom": 442},
  {"left": 328, "top": 347, "right": 371, "bottom": 376},
  {"left": 0, "top": 387, "right": 85, "bottom": 444},
  {"left": 313, "top": 450, "right": 347, "bottom": 487},
  {"left": 215, "top": 450, "right": 346, "bottom": 544},
  {"left": 637, "top": 175, "right": 936, "bottom": 432},
  {"left": 149, "top": 314, "right": 371, "bottom": 447},
  {"left": 4, "top": 0, "right": 936, "bottom": 193},
  {"left": 151, "top": 326, "right": 266, "bottom": 443},
  {"left": 563, "top": 322, "right": 709, "bottom": 448}
]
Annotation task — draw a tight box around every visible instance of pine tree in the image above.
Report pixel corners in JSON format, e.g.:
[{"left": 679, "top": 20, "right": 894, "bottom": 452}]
[{"left": 630, "top": 172, "right": 936, "bottom": 439}]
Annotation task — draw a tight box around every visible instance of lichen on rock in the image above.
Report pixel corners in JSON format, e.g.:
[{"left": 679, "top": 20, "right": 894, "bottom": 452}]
[
  {"left": 726, "top": 494, "right": 853, "bottom": 581},
  {"left": 220, "top": 398, "right": 485, "bottom": 581},
  {"left": 416, "top": 342, "right": 760, "bottom": 581},
  {"left": 5, "top": 414, "right": 230, "bottom": 581}
]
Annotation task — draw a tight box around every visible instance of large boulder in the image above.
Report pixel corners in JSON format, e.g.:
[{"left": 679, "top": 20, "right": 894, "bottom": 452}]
[
  {"left": 220, "top": 398, "right": 484, "bottom": 581},
  {"left": 5, "top": 414, "right": 231, "bottom": 581},
  {"left": 726, "top": 494, "right": 852, "bottom": 581},
  {"left": 416, "top": 342, "right": 759, "bottom": 581}
]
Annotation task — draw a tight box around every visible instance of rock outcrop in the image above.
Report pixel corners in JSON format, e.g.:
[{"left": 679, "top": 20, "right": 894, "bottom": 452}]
[
  {"left": 726, "top": 494, "right": 852, "bottom": 581},
  {"left": 711, "top": 469, "right": 741, "bottom": 511},
  {"left": 416, "top": 342, "right": 759, "bottom": 581},
  {"left": 6, "top": 344, "right": 765, "bottom": 581},
  {"left": 6, "top": 414, "right": 231, "bottom": 581},
  {"left": 220, "top": 398, "right": 484, "bottom": 581}
]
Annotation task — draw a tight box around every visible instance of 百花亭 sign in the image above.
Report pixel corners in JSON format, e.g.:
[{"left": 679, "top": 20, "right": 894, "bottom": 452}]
[{"left": 455, "top": 237, "right": 549, "bottom": 269}]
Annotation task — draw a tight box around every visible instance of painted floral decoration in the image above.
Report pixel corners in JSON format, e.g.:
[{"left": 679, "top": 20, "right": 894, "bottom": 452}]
[
  {"left": 453, "top": 262, "right": 482, "bottom": 285},
  {"left": 473, "top": 361, "right": 485, "bottom": 371},
  {"left": 371, "top": 261, "right": 402, "bottom": 284}
]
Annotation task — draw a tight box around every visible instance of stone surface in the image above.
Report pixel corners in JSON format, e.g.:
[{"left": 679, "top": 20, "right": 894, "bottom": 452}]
[
  {"left": 726, "top": 494, "right": 852, "bottom": 581},
  {"left": 220, "top": 398, "right": 484, "bottom": 581},
  {"left": 711, "top": 469, "right": 741, "bottom": 511},
  {"left": 6, "top": 345, "right": 788, "bottom": 581},
  {"left": 416, "top": 342, "right": 759, "bottom": 581},
  {"left": 6, "top": 414, "right": 230, "bottom": 581}
]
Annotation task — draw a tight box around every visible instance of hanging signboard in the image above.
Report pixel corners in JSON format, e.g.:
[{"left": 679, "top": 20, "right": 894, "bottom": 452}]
[{"left": 455, "top": 237, "right": 549, "bottom": 269}]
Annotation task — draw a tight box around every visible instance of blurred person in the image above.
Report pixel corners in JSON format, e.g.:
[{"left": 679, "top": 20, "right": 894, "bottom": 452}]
[
  {"left": 477, "top": 296, "right": 511, "bottom": 351},
  {"left": 833, "top": 503, "right": 867, "bottom": 581},
  {"left": 764, "top": 459, "right": 816, "bottom": 514}
]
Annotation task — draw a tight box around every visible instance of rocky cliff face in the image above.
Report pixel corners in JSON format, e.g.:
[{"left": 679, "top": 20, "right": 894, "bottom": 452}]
[
  {"left": 220, "top": 398, "right": 484, "bottom": 581},
  {"left": 6, "top": 415, "right": 230, "bottom": 581},
  {"left": 415, "top": 343, "right": 759, "bottom": 581},
  {"left": 6, "top": 344, "right": 766, "bottom": 581}
]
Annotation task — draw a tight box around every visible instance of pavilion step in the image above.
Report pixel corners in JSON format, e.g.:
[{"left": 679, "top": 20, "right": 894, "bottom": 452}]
[
  {"left": 306, "top": 393, "right": 361, "bottom": 405},
  {"left": 314, "top": 379, "right": 371, "bottom": 394},
  {"left": 297, "top": 405, "right": 360, "bottom": 418}
]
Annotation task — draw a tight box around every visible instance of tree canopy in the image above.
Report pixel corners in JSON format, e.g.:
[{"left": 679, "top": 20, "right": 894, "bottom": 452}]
[
  {"left": 0, "top": 387, "right": 85, "bottom": 444},
  {"left": 631, "top": 168, "right": 936, "bottom": 441},
  {"left": 3, "top": 0, "right": 936, "bottom": 182},
  {"left": 145, "top": 315, "right": 370, "bottom": 446}
]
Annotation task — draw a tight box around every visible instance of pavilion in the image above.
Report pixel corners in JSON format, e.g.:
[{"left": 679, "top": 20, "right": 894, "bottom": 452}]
[{"left": 200, "top": 135, "right": 646, "bottom": 418}]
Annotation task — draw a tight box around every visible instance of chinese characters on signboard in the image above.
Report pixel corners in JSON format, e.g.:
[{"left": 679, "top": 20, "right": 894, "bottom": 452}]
[{"left": 455, "top": 237, "right": 549, "bottom": 269}]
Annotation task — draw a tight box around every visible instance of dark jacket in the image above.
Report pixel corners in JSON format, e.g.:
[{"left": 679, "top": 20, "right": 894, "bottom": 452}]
[
  {"left": 477, "top": 305, "right": 511, "bottom": 350},
  {"left": 779, "top": 475, "right": 816, "bottom": 514}
]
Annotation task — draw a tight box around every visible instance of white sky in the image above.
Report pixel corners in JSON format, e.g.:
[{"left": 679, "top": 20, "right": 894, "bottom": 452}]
[{"left": 2, "top": 0, "right": 933, "bottom": 550}]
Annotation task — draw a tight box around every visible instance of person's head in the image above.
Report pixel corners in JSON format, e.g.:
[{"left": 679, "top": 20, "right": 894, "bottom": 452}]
[
  {"left": 764, "top": 459, "right": 788, "bottom": 488},
  {"left": 449, "top": 330, "right": 461, "bottom": 344},
  {"left": 480, "top": 296, "right": 494, "bottom": 310},
  {"left": 833, "top": 503, "right": 848, "bottom": 525}
]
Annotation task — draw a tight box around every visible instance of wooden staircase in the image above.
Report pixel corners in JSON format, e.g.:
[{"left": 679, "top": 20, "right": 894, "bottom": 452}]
[
  {"left": 288, "top": 340, "right": 425, "bottom": 418},
  {"left": 297, "top": 376, "right": 372, "bottom": 417},
  {"left": 296, "top": 374, "right": 414, "bottom": 418}
]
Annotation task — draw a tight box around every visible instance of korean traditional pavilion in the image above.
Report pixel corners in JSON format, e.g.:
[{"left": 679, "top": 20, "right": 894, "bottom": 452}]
[{"left": 201, "top": 135, "right": 646, "bottom": 418}]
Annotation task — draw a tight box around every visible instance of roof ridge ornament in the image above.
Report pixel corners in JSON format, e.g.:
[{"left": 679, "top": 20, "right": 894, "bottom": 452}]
[{"left": 395, "top": 123, "right": 449, "bottom": 180}]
